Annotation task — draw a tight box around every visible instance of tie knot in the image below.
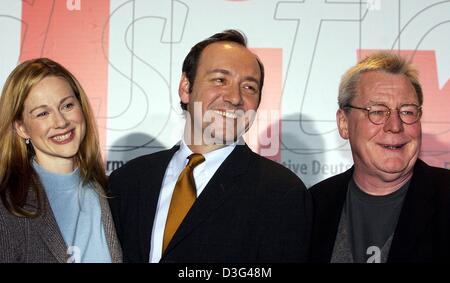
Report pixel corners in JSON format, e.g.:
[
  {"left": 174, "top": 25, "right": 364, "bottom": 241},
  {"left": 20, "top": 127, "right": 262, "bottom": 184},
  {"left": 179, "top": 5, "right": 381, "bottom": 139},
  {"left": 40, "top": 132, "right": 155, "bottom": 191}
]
[{"left": 186, "top": 153, "right": 205, "bottom": 169}]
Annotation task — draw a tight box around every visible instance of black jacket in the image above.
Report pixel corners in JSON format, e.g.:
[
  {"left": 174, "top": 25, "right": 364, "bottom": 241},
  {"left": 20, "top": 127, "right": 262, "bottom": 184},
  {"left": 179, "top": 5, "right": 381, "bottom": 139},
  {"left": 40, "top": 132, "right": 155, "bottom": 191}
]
[
  {"left": 309, "top": 159, "right": 450, "bottom": 262},
  {"left": 108, "top": 144, "right": 312, "bottom": 262}
]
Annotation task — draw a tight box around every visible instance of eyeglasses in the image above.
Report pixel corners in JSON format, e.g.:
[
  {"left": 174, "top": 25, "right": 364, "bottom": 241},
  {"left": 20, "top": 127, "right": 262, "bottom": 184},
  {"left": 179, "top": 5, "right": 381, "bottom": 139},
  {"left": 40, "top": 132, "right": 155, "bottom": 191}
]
[{"left": 344, "top": 104, "right": 422, "bottom": 125}]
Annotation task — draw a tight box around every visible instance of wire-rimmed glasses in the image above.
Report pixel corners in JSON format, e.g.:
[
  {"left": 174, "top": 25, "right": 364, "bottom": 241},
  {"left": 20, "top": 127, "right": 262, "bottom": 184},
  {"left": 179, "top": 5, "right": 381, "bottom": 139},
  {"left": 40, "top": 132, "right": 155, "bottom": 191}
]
[{"left": 344, "top": 104, "right": 422, "bottom": 125}]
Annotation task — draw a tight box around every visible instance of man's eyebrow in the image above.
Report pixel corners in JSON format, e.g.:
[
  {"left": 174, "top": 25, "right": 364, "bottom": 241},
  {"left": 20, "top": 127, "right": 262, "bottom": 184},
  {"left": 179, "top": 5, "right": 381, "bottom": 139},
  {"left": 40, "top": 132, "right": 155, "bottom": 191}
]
[
  {"left": 243, "top": 76, "right": 260, "bottom": 85},
  {"left": 206, "top": 69, "right": 231, "bottom": 76},
  {"left": 207, "top": 69, "right": 260, "bottom": 84}
]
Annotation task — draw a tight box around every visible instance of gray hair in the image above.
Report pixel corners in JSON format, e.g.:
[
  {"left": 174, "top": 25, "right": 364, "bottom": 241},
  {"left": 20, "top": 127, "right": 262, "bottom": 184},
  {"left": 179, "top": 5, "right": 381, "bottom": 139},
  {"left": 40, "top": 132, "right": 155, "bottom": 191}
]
[{"left": 338, "top": 52, "right": 423, "bottom": 109}]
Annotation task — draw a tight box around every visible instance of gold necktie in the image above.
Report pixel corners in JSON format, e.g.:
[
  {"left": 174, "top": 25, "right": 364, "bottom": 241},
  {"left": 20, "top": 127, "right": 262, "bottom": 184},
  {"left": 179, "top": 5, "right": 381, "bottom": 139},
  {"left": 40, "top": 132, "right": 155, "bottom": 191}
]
[{"left": 162, "top": 153, "right": 205, "bottom": 252}]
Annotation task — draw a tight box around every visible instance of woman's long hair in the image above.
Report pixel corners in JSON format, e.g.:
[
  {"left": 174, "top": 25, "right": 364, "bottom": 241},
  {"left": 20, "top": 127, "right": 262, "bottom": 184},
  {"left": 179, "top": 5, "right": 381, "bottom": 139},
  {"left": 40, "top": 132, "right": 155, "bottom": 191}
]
[{"left": 0, "top": 58, "right": 107, "bottom": 218}]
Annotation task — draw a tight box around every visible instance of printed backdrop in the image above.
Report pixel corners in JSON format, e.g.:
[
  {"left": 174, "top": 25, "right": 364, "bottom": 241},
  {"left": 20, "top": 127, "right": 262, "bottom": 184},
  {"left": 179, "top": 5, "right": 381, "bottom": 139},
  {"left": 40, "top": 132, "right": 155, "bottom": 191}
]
[{"left": 1, "top": 0, "right": 449, "bottom": 187}]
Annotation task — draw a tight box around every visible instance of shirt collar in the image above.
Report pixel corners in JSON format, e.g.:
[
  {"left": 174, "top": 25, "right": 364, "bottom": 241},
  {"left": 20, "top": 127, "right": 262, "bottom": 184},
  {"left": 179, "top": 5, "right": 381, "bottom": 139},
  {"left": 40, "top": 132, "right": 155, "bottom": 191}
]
[{"left": 173, "top": 139, "right": 238, "bottom": 173}]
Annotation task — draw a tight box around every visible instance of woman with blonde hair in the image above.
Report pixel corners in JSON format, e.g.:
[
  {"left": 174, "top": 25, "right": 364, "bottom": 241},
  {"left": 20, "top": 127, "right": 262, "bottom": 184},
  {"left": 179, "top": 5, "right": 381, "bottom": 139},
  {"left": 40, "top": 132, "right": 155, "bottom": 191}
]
[{"left": 0, "top": 58, "right": 121, "bottom": 262}]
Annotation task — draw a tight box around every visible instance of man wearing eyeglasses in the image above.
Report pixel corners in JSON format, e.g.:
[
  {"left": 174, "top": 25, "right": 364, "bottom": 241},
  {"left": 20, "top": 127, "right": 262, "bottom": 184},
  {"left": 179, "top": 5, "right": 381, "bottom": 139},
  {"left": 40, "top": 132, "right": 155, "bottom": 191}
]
[{"left": 309, "top": 52, "right": 450, "bottom": 263}]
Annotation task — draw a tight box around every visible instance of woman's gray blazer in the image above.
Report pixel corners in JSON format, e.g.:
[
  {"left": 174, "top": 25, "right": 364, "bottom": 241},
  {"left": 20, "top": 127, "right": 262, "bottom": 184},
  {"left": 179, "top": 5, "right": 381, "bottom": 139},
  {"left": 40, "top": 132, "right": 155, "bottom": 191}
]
[{"left": 0, "top": 186, "right": 122, "bottom": 263}]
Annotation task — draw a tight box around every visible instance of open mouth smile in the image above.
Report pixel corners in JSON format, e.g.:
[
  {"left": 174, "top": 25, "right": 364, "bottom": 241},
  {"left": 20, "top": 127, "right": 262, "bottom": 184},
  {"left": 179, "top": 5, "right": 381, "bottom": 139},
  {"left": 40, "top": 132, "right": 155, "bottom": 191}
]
[
  {"left": 50, "top": 129, "right": 75, "bottom": 144},
  {"left": 380, "top": 143, "right": 406, "bottom": 150},
  {"left": 213, "top": 110, "right": 239, "bottom": 119}
]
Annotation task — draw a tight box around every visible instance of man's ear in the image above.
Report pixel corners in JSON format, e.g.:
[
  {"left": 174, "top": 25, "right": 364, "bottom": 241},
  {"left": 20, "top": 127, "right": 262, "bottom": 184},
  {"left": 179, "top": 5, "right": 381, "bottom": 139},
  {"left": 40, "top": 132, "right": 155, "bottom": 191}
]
[
  {"left": 14, "top": 120, "right": 30, "bottom": 140},
  {"left": 337, "top": 109, "right": 349, "bottom": 139},
  {"left": 179, "top": 73, "right": 190, "bottom": 105}
]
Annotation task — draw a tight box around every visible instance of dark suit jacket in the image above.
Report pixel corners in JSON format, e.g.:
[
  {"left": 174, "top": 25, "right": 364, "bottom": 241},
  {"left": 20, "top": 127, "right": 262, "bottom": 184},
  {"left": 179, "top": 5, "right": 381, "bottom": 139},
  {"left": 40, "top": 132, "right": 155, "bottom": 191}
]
[
  {"left": 309, "top": 159, "right": 450, "bottom": 262},
  {"left": 108, "top": 144, "right": 312, "bottom": 262}
]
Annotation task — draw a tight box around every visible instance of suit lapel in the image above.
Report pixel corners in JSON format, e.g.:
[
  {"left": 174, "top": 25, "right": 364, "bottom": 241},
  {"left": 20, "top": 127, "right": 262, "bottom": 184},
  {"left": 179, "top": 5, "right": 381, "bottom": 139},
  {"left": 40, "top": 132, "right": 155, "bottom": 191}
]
[
  {"left": 311, "top": 167, "right": 352, "bottom": 262},
  {"left": 330, "top": 207, "right": 354, "bottom": 263},
  {"left": 162, "top": 144, "right": 251, "bottom": 256},
  {"left": 388, "top": 160, "right": 435, "bottom": 261},
  {"left": 139, "top": 146, "right": 179, "bottom": 261},
  {"left": 32, "top": 185, "right": 122, "bottom": 263},
  {"left": 98, "top": 190, "right": 122, "bottom": 263},
  {"left": 32, "top": 196, "right": 67, "bottom": 263}
]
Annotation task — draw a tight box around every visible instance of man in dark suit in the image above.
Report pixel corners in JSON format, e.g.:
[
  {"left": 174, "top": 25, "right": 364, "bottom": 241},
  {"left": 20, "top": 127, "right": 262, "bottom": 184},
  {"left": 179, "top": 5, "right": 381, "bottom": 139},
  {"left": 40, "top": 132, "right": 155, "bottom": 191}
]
[
  {"left": 108, "top": 30, "right": 312, "bottom": 263},
  {"left": 310, "top": 52, "right": 450, "bottom": 263}
]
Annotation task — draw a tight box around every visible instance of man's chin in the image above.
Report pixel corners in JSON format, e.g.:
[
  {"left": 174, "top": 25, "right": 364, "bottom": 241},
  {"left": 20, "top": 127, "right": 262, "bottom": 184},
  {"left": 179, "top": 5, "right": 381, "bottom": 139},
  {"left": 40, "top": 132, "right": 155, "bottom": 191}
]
[
  {"left": 203, "top": 128, "right": 244, "bottom": 145},
  {"left": 209, "top": 136, "right": 240, "bottom": 146},
  {"left": 376, "top": 160, "right": 412, "bottom": 178}
]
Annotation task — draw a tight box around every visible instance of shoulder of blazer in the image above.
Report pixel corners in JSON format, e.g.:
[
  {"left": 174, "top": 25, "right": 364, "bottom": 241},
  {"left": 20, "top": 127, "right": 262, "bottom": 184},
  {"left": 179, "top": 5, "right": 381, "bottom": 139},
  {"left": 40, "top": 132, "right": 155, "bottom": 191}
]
[
  {"left": 413, "top": 159, "right": 450, "bottom": 190},
  {"left": 228, "top": 144, "right": 306, "bottom": 188},
  {"left": 309, "top": 167, "right": 353, "bottom": 200},
  {"left": 251, "top": 149, "right": 307, "bottom": 189},
  {"left": 223, "top": 146, "right": 310, "bottom": 209},
  {"left": 408, "top": 158, "right": 450, "bottom": 208}
]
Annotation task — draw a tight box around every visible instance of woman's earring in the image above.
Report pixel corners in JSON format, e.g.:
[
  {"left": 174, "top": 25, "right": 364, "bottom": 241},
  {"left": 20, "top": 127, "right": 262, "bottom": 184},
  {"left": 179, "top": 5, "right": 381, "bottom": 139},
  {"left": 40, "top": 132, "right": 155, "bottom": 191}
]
[{"left": 25, "top": 138, "right": 30, "bottom": 144}]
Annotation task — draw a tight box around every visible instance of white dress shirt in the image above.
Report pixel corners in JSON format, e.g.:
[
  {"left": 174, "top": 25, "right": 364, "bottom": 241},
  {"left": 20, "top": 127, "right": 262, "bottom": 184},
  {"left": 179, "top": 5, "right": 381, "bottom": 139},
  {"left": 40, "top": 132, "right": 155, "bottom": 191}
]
[{"left": 149, "top": 140, "right": 236, "bottom": 262}]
